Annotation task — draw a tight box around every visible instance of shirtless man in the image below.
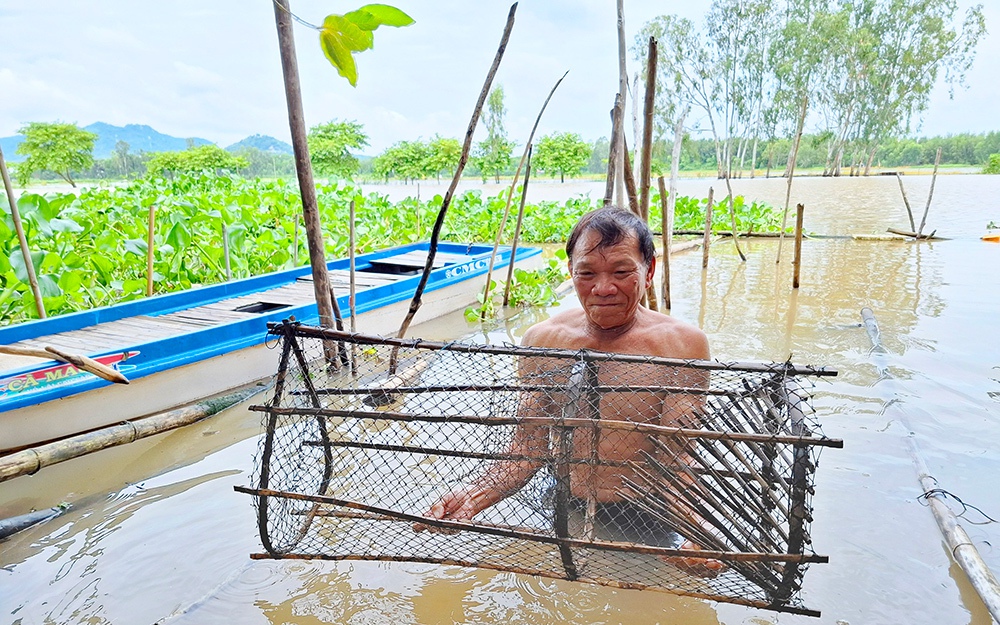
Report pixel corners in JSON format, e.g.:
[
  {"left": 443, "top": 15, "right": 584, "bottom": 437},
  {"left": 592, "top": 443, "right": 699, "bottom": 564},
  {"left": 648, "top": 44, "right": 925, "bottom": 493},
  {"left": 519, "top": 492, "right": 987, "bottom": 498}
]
[{"left": 416, "top": 207, "right": 721, "bottom": 574}]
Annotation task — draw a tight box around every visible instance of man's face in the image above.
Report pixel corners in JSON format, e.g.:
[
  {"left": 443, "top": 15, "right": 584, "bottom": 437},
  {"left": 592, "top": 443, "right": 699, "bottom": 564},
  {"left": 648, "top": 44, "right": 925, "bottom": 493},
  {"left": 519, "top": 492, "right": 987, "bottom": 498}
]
[{"left": 569, "top": 229, "right": 654, "bottom": 330}]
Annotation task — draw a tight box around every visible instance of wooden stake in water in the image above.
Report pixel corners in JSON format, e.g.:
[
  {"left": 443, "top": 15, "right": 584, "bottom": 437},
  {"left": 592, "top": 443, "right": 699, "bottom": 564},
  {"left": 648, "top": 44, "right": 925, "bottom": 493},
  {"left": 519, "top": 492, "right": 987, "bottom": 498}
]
[
  {"left": 349, "top": 200, "right": 357, "bottom": 371},
  {"left": 146, "top": 204, "right": 156, "bottom": 296},
  {"left": 702, "top": 188, "right": 715, "bottom": 269},
  {"left": 0, "top": 145, "right": 45, "bottom": 318},
  {"left": 896, "top": 173, "right": 916, "bottom": 233},
  {"left": 657, "top": 176, "right": 672, "bottom": 310},
  {"left": 503, "top": 144, "right": 533, "bottom": 307},
  {"left": 793, "top": 204, "right": 804, "bottom": 289},
  {"left": 222, "top": 223, "right": 232, "bottom": 281},
  {"left": 917, "top": 148, "right": 941, "bottom": 238},
  {"left": 638, "top": 36, "right": 657, "bottom": 221}
]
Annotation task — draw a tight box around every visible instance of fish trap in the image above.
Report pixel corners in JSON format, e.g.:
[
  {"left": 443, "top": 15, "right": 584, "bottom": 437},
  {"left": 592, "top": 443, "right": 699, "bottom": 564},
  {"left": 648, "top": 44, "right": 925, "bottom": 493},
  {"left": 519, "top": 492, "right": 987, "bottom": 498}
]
[{"left": 237, "top": 321, "right": 841, "bottom": 617}]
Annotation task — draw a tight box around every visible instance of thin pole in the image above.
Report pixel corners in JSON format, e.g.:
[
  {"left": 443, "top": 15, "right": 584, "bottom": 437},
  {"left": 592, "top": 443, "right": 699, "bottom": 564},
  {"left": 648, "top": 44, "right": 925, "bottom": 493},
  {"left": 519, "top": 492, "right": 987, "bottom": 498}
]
[
  {"left": 0, "top": 145, "right": 45, "bottom": 318},
  {"left": 897, "top": 173, "right": 916, "bottom": 233},
  {"left": 481, "top": 70, "right": 568, "bottom": 318},
  {"left": 917, "top": 147, "right": 941, "bottom": 237},
  {"left": 638, "top": 36, "right": 657, "bottom": 221},
  {"left": 603, "top": 94, "right": 623, "bottom": 208},
  {"left": 503, "top": 144, "right": 532, "bottom": 306},
  {"left": 792, "top": 203, "right": 804, "bottom": 289},
  {"left": 393, "top": 2, "right": 518, "bottom": 343},
  {"left": 349, "top": 199, "right": 357, "bottom": 372},
  {"left": 146, "top": 204, "right": 156, "bottom": 295},
  {"left": 614, "top": 0, "right": 628, "bottom": 209},
  {"left": 273, "top": 0, "right": 335, "bottom": 329},
  {"left": 222, "top": 223, "right": 232, "bottom": 281},
  {"left": 776, "top": 94, "right": 808, "bottom": 264},
  {"left": 657, "top": 176, "right": 671, "bottom": 310},
  {"left": 667, "top": 106, "right": 688, "bottom": 256},
  {"left": 702, "top": 187, "right": 715, "bottom": 269}
]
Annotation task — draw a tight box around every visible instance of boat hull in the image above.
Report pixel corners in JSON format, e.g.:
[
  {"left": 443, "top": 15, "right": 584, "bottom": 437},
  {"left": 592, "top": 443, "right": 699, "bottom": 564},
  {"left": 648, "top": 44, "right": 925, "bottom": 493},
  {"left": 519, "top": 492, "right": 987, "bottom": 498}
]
[{"left": 0, "top": 242, "right": 542, "bottom": 453}]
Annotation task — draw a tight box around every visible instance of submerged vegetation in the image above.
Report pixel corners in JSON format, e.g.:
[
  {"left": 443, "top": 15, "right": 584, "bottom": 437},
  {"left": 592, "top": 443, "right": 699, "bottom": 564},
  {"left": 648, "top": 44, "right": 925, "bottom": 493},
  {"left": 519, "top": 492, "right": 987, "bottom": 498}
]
[{"left": 0, "top": 173, "right": 785, "bottom": 324}]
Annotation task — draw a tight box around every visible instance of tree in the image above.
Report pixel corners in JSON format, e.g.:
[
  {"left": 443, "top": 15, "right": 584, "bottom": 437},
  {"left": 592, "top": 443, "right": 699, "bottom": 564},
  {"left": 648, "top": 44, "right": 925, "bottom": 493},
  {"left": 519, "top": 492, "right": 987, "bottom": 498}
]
[
  {"left": 307, "top": 119, "right": 369, "bottom": 178},
  {"left": 426, "top": 135, "right": 461, "bottom": 182},
  {"left": 372, "top": 139, "right": 432, "bottom": 182},
  {"left": 534, "top": 132, "right": 591, "bottom": 182},
  {"left": 146, "top": 145, "right": 249, "bottom": 177},
  {"left": 474, "top": 85, "right": 514, "bottom": 183},
  {"left": 15, "top": 122, "right": 97, "bottom": 187}
]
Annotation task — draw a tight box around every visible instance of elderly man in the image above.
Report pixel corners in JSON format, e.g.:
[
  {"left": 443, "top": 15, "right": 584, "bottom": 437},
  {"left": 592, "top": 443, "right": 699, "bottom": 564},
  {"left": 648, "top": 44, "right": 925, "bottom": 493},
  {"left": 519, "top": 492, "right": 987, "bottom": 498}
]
[{"left": 416, "top": 207, "right": 720, "bottom": 574}]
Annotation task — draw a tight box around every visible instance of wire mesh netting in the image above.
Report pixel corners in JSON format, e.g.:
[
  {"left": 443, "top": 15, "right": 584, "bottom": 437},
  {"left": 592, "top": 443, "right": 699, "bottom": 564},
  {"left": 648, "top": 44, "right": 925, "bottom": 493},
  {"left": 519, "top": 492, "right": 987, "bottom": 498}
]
[{"left": 239, "top": 321, "right": 841, "bottom": 617}]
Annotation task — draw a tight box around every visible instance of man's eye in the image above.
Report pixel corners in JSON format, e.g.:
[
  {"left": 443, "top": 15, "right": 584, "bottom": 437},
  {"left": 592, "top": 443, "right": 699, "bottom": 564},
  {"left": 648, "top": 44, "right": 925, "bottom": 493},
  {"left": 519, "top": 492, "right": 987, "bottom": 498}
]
[{"left": 614, "top": 271, "right": 632, "bottom": 278}]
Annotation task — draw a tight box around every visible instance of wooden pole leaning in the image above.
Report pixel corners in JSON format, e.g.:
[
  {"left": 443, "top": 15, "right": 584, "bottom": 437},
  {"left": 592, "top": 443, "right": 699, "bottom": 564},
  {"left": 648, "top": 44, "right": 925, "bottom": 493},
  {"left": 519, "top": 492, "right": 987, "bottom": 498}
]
[
  {"left": 917, "top": 147, "right": 942, "bottom": 238},
  {"left": 391, "top": 2, "right": 518, "bottom": 354},
  {"left": 897, "top": 173, "right": 916, "bottom": 233},
  {"left": 146, "top": 204, "right": 156, "bottom": 295},
  {"left": 638, "top": 36, "right": 657, "bottom": 223},
  {"left": 503, "top": 144, "right": 533, "bottom": 306},
  {"left": 0, "top": 145, "right": 45, "bottom": 318}
]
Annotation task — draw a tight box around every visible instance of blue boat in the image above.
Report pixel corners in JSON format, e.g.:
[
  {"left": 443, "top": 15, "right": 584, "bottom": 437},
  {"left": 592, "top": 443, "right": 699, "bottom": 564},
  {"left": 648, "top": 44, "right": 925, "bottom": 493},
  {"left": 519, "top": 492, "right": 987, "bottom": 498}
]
[{"left": 0, "top": 241, "right": 541, "bottom": 453}]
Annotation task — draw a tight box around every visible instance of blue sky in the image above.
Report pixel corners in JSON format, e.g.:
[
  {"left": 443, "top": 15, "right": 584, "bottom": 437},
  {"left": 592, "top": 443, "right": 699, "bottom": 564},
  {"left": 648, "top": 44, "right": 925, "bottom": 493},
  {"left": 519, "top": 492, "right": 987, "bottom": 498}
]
[{"left": 0, "top": 0, "right": 996, "bottom": 153}]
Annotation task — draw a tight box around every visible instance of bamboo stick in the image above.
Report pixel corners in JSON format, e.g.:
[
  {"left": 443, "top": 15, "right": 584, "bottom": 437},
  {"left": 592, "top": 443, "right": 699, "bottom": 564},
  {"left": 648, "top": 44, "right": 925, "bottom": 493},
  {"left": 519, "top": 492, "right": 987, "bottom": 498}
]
[
  {"left": 222, "top": 223, "right": 232, "bottom": 281},
  {"left": 897, "top": 172, "right": 916, "bottom": 232},
  {"left": 621, "top": 135, "right": 641, "bottom": 218},
  {"left": 393, "top": 3, "right": 517, "bottom": 344},
  {"left": 481, "top": 70, "right": 568, "bottom": 318},
  {"left": 776, "top": 94, "right": 808, "bottom": 264},
  {"left": 348, "top": 199, "right": 357, "bottom": 371},
  {"left": 0, "top": 385, "right": 262, "bottom": 482},
  {"left": 614, "top": 0, "right": 628, "bottom": 209},
  {"left": 638, "top": 36, "right": 657, "bottom": 222},
  {"left": 0, "top": 145, "right": 45, "bottom": 318},
  {"left": 272, "top": 323, "right": 839, "bottom": 376},
  {"left": 603, "top": 94, "right": 624, "bottom": 208},
  {"left": 252, "top": 404, "right": 843, "bottom": 448},
  {"left": 0, "top": 344, "right": 129, "bottom": 384},
  {"left": 146, "top": 204, "right": 156, "bottom": 295},
  {"left": 667, "top": 106, "right": 688, "bottom": 256},
  {"left": 503, "top": 144, "right": 532, "bottom": 306},
  {"left": 917, "top": 147, "right": 941, "bottom": 237},
  {"left": 793, "top": 203, "right": 804, "bottom": 289},
  {"left": 702, "top": 188, "right": 715, "bottom": 269},
  {"left": 235, "top": 486, "right": 826, "bottom": 565},
  {"left": 657, "top": 176, "right": 672, "bottom": 309}
]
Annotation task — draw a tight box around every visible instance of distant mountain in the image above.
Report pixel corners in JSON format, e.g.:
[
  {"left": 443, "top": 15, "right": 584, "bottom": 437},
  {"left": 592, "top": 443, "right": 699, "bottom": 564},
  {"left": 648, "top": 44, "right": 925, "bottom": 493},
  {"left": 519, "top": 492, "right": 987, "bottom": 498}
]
[
  {"left": 226, "top": 134, "right": 293, "bottom": 154},
  {"left": 84, "top": 122, "right": 212, "bottom": 159}
]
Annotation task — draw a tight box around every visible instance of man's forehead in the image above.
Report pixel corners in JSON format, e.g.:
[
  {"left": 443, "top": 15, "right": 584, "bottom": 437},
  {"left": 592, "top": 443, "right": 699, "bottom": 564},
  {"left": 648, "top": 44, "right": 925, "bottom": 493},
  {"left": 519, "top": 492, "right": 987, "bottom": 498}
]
[{"left": 573, "top": 231, "right": 643, "bottom": 260}]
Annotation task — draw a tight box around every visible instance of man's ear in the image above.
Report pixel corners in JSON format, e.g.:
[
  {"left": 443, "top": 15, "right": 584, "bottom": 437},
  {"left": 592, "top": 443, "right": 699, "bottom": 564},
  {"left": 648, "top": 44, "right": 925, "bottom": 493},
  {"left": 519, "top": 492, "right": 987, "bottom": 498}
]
[{"left": 645, "top": 257, "right": 656, "bottom": 287}]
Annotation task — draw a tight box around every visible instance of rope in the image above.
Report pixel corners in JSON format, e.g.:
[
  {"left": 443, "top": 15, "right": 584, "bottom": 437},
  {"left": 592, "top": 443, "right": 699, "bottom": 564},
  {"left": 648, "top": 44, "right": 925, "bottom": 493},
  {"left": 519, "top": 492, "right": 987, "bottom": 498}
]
[{"left": 918, "top": 488, "right": 998, "bottom": 525}]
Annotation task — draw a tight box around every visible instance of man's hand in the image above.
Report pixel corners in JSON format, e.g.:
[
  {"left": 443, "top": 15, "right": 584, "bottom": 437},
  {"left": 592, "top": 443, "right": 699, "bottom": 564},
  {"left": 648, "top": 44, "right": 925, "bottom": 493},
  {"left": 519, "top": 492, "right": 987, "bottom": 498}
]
[{"left": 413, "top": 486, "right": 489, "bottom": 533}]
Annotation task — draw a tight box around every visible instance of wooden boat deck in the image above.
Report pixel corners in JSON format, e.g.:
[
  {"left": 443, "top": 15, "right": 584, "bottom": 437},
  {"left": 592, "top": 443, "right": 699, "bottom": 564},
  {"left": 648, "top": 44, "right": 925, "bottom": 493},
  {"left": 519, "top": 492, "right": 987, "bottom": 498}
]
[{"left": 0, "top": 250, "right": 474, "bottom": 373}]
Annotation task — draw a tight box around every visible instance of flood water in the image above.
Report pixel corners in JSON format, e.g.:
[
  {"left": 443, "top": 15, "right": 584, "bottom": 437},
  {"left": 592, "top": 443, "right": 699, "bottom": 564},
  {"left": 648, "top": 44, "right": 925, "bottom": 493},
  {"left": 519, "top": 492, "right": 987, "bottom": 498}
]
[{"left": 2, "top": 175, "right": 999, "bottom": 624}]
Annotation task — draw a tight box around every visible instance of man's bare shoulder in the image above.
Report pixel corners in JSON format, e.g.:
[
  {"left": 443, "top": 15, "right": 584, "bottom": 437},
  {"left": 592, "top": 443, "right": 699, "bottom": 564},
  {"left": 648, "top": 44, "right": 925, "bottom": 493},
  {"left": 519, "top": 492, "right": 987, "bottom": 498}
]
[
  {"left": 636, "top": 309, "right": 711, "bottom": 361},
  {"left": 520, "top": 309, "right": 588, "bottom": 348}
]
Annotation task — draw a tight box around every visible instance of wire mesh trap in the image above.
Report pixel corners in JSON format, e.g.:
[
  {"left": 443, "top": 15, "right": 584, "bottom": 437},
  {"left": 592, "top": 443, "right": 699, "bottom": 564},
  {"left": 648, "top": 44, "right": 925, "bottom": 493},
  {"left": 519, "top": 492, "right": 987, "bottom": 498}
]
[{"left": 236, "top": 321, "right": 842, "bottom": 617}]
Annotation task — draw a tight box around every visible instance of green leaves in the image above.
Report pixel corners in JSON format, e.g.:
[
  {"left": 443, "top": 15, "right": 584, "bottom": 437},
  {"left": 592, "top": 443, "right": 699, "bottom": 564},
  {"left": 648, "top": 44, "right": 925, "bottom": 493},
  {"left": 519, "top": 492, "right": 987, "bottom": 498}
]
[{"left": 318, "top": 4, "right": 414, "bottom": 86}]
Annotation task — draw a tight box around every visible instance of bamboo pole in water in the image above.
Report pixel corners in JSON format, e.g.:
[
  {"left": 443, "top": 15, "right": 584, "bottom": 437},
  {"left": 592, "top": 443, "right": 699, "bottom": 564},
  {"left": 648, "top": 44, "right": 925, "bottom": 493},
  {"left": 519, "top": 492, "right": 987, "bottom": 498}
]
[
  {"left": 481, "top": 70, "right": 568, "bottom": 318},
  {"left": 0, "top": 385, "right": 263, "bottom": 483},
  {"left": 793, "top": 203, "right": 804, "bottom": 289},
  {"left": 614, "top": 0, "right": 628, "bottom": 209},
  {"left": 503, "top": 144, "right": 532, "bottom": 306},
  {"left": 146, "top": 204, "right": 156, "bottom": 295},
  {"left": 917, "top": 148, "right": 942, "bottom": 238},
  {"left": 776, "top": 94, "right": 808, "bottom": 265},
  {"left": 603, "top": 94, "right": 624, "bottom": 208},
  {"left": 896, "top": 173, "right": 916, "bottom": 232},
  {"left": 222, "top": 223, "right": 232, "bottom": 281},
  {"left": 393, "top": 3, "right": 518, "bottom": 344},
  {"left": 1, "top": 145, "right": 45, "bottom": 318},
  {"left": 860, "top": 308, "right": 1000, "bottom": 623},
  {"left": 657, "top": 176, "right": 671, "bottom": 310},
  {"left": 702, "top": 188, "right": 715, "bottom": 269}
]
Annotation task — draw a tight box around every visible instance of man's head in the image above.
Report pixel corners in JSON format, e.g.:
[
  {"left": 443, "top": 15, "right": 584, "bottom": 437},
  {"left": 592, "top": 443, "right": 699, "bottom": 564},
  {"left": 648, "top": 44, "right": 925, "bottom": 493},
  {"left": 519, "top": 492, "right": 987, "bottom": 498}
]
[
  {"left": 565, "top": 207, "right": 655, "bottom": 267},
  {"left": 565, "top": 207, "right": 655, "bottom": 331}
]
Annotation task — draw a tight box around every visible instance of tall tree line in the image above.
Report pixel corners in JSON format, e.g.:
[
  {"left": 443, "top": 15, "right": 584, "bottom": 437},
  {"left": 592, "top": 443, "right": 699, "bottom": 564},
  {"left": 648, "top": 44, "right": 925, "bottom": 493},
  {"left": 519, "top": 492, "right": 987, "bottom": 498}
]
[{"left": 634, "top": 0, "right": 987, "bottom": 178}]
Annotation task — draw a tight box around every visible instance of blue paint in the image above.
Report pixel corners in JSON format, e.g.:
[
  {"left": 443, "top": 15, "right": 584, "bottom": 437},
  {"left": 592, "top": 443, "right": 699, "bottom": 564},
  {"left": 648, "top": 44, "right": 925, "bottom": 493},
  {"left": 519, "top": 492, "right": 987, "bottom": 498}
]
[{"left": 0, "top": 242, "right": 540, "bottom": 413}]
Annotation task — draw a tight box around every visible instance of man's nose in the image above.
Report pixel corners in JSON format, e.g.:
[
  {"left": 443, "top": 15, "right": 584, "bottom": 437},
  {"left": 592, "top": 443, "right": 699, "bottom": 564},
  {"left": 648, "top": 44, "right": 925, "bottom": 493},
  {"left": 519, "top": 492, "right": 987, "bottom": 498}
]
[{"left": 592, "top": 275, "right": 618, "bottom": 295}]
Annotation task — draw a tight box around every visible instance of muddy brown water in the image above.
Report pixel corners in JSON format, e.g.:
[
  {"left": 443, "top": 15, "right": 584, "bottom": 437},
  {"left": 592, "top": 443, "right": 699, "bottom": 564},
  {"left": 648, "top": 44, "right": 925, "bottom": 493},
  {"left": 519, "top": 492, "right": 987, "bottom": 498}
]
[{"left": 2, "top": 175, "right": 999, "bottom": 624}]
